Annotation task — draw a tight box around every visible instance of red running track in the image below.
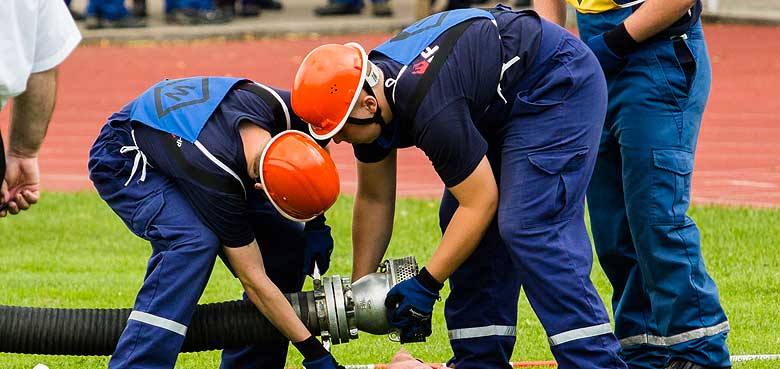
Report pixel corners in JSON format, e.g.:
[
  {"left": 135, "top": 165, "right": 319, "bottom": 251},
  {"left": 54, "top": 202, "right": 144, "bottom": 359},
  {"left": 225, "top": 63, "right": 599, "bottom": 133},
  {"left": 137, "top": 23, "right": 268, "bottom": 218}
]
[{"left": 1, "top": 24, "right": 778, "bottom": 206}]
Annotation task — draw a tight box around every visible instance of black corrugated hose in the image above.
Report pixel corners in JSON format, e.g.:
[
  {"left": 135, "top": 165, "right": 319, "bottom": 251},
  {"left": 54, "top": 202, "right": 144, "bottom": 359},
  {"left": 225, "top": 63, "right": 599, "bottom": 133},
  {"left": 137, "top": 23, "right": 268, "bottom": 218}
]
[{"left": 0, "top": 291, "right": 319, "bottom": 355}]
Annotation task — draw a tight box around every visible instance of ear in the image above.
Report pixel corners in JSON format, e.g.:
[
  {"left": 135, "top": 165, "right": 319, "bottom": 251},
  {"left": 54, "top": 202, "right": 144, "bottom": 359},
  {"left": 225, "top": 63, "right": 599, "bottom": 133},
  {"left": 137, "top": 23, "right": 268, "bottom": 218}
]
[{"left": 363, "top": 94, "right": 378, "bottom": 114}]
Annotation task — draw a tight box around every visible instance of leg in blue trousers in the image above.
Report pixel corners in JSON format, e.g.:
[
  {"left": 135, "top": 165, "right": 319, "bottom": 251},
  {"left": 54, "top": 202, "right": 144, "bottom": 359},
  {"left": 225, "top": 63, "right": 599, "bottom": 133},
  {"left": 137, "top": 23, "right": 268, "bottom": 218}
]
[
  {"left": 89, "top": 124, "right": 221, "bottom": 369},
  {"left": 220, "top": 197, "right": 306, "bottom": 369},
  {"left": 443, "top": 31, "right": 626, "bottom": 369},
  {"left": 86, "top": 0, "right": 129, "bottom": 20},
  {"left": 587, "top": 21, "right": 731, "bottom": 369},
  {"left": 442, "top": 189, "right": 520, "bottom": 369}
]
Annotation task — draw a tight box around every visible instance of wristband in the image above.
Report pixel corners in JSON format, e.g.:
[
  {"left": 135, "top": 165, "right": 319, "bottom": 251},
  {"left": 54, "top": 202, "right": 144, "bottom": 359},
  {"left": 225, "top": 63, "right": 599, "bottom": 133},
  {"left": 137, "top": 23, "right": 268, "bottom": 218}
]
[
  {"left": 416, "top": 267, "right": 444, "bottom": 292},
  {"left": 292, "top": 335, "right": 328, "bottom": 361},
  {"left": 603, "top": 23, "right": 641, "bottom": 57}
]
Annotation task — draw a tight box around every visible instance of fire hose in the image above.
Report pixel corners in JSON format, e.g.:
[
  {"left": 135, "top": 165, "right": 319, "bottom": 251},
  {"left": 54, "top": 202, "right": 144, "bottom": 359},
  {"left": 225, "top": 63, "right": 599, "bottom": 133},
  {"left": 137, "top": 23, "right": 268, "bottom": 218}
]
[{"left": 0, "top": 256, "right": 419, "bottom": 355}]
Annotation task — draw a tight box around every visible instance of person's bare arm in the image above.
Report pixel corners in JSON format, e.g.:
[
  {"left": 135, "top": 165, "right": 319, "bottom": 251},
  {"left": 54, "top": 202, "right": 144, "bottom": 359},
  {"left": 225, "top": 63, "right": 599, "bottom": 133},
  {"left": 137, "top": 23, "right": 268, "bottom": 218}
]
[
  {"left": 222, "top": 241, "right": 312, "bottom": 342},
  {"left": 351, "top": 151, "right": 397, "bottom": 281},
  {"left": 623, "top": 0, "right": 697, "bottom": 42},
  {"left": 425, "top": 156, "right": 497, "bottom": 282},
  {"left": 1, "top": 68, "right": 58, "bottom": 216},
  {"left": 534, "top": 0, "right": 568, "bottom": 27},
  {"left": 9, "top": 68, "right": 58, "bottom": 157}
]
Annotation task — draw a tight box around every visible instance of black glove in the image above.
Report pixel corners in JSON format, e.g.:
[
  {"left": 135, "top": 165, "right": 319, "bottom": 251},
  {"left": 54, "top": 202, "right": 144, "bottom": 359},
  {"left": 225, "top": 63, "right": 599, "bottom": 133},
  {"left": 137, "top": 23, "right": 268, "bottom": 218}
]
[
  {"left": 302, "top": 353, "right": 345, "bottom": 369},
  {"left": 385, "top": 267, "right": 443, "bottom": 343},
  {"left": 302, "top": 214, "right": 334, "bottom": 275}
]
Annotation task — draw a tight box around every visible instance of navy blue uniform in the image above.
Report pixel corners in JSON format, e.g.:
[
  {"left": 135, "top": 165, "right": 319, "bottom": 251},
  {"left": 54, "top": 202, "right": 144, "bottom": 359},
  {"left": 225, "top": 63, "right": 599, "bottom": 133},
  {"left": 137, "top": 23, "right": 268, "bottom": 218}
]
[
  {"left": 576, "top": 4, "right": 730, "bottom": 369},
  {"left": 88, "top": 78, "right": 323, "bottom": 369},
  {"left": 355, "top": 8, "right": 625, "bottom": 369}
]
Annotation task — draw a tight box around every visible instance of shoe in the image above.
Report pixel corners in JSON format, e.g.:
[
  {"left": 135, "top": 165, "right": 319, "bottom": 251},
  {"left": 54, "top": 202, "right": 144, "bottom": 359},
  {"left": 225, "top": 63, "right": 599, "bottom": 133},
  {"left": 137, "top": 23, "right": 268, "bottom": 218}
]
[
  {"left": 258, "top": 0, "right": 284, "bottom": 10},
  {"left": 166, "top": 9, "right": 200, "bottom": 25},
  {"left": 86, "top": 14, "right": 146, "bottom": 29},
  {"left": 314, "top": 3, "right": 362, "bottom": 16},
  {"left": 372, "top": 2, "right": 393, "bottom": 16},
  {"left": 85, "top": 15, "right": 102, "bottom": 29},
  {"left": 197, "top": 8, "right": 233, "bottom": 24},
  {"left": 131, "top": 2, "right": 147, "bottom": 18},
  {"left": 665, "top": 359, "right": 731, "bottom": 369},
  {"left": 69, "top": 8, "right": 85, "bottom": 21},
  {"left": 239, "top": 3, "right": 262, "bottom": 16}
]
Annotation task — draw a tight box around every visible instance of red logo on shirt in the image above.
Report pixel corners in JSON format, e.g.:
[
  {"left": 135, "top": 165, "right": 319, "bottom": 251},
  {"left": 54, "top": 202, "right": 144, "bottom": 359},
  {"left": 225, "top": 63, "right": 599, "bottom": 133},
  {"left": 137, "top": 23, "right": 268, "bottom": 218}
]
[{"left": 412, "top": 60, "right": 430, "bottom": 75}]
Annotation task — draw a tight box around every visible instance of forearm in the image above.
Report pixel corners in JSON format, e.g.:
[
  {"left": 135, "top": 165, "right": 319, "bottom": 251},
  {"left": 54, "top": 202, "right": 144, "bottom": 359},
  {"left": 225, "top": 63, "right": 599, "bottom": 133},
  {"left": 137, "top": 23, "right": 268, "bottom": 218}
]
[
  {"left": 222, "top": 243, "right": 311, "bottom": 342},
  {"left": 427, "top": 157, "right": 497, "bottom": 282},
  {"left": 9, "top": 68, "right": 58, "bottom": 157},
  {"left": 425, "top": 201, "right": 494, "bottom": 282},
  {"left": 351, "top": 195, "right": 395, "bottom": 281},
  {"left": 624, "top": 0, "right": 697, "bottom": 42},
  {"left": 242, "top": 275, "right": 312, "bottom": 342},
  {"left": 534, "top": 0, "right": 568, "bottom": 27}
]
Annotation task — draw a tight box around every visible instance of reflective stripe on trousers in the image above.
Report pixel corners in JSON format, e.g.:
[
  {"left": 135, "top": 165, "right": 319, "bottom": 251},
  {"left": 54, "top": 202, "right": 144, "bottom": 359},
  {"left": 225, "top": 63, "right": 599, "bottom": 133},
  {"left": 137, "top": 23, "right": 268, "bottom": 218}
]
[
  {"left": 619, "top": 321, "right": 730, "bottom": 347},
  {"left": 128, "top": 310, "right": 188, "bottom": 336}
]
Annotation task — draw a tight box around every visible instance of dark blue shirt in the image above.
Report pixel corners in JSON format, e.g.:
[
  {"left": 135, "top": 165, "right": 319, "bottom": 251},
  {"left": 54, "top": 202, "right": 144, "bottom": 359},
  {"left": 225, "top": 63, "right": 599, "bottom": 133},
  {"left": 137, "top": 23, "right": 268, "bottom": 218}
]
[
  {"left": 354, "top": 12, "right": 541, "bottom": 188},
  {"left": 109, "top": 86, "right": 321, "bottom": 247}
]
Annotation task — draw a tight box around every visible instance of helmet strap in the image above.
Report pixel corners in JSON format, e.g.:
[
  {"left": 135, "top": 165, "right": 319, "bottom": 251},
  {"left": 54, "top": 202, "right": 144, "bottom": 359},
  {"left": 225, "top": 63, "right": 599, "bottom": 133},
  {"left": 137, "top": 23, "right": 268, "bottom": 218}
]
[{"left": 346, "top": 78, "right": 385, "bottom": 126}]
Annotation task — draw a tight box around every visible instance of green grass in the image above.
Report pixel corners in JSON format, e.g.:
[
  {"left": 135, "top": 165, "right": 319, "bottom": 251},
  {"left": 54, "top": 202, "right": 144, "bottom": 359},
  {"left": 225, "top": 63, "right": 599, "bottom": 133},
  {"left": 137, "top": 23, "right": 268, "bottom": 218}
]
[{"left": 0, "top": 192, "right": 778, "bottom": 368}]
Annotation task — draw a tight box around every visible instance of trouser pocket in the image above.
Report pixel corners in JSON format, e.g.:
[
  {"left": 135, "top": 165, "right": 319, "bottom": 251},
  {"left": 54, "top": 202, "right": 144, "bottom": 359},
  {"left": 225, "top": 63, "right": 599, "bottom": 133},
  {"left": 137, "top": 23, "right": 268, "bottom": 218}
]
[
  {"left": 520, "top": 147, "right": 590, "bottom": 228},
  {"left": 650, "top": 148, "right": 694, "bottom": 225}
]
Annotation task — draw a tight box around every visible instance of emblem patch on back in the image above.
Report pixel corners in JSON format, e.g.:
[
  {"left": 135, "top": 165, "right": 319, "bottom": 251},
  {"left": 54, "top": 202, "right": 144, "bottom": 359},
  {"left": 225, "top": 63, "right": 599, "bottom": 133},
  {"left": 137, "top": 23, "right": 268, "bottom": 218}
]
[{"left": 154, "top": 78, "right": 210, "bottom": 118}]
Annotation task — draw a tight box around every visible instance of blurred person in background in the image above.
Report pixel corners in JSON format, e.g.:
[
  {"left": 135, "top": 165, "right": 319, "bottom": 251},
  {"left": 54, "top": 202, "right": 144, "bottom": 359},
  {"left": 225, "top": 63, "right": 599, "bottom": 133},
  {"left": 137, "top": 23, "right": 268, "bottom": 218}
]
[
  {"left": 0, "top": 0, "right": 81, "bottom": 218},
  {"left": 313, "top": 0, "right": 393, "bottom": 17},
  {"left": 216, "top": 0, "right": 283, "bottom": 17},
  {"left": 84, "top": 0, "right": 147, "bottom": 28},
  {"left": 535, "top": 0, "right": 731, "bottom": 369}
]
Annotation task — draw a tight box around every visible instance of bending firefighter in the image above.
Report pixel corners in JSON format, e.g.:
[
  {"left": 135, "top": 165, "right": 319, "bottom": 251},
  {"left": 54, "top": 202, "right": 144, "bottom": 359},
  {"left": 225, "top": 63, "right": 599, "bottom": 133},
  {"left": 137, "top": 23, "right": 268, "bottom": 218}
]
[
  {"left": 535, "top": 0, "right": 731, "bottom": 368},
  {"left": 293, "top": 7, "right": 626, "bottom": 369},
  {"left": 88, "top": 77, "right": 345, "bottom": 369}
]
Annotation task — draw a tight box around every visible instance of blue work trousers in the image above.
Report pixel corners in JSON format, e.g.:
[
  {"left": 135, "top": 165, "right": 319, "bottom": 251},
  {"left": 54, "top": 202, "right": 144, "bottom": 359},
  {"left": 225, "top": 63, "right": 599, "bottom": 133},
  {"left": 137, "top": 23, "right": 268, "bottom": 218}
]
[
  {"left": 86, "top": 0, "right": 129, "bottom": 20},
  {"left": 577, "top": 9, "right": 731, "bottom": 369},
  {"left": 89, "top": 123, "right": 306, "bottom": 369},
  {"left": 441, "top": 20, "right": 625, "bottom": 369}
]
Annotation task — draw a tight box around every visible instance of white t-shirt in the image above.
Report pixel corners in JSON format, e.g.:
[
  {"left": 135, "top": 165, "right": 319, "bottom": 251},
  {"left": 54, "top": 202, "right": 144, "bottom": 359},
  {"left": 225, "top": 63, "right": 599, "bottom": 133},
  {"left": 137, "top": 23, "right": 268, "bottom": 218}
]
[{"left": 0, "top": 0, "right": 82, "bottom": 110}]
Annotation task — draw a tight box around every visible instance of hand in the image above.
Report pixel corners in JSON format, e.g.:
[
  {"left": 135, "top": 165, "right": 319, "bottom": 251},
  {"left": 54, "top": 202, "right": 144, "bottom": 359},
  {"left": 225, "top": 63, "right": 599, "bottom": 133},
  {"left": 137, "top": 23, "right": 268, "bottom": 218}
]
[
  {"left": 1, "top": 154, "right": 41, "bottom": 218},
  {"left": 303, "top": 215, "right": 334, "bottom": 276},
  {"left": 302, "top": 353, "right": 346, "bottom": 369},
  {"left": 586, "top": 33, "right": 625, "bottom": 74},
  {"left": 385, "top": 276, "right": 439, "bottom": 343}
]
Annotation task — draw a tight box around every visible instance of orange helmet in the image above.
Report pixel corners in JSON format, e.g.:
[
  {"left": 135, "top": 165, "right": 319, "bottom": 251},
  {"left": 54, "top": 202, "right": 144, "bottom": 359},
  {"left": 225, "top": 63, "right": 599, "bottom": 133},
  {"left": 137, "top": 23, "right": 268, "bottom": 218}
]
[
  {"left": 259, "top": 130, "right": 340, "bottom": 222},
  {"left": 292, "top": 42, "right": 376, "bottom": 140}
]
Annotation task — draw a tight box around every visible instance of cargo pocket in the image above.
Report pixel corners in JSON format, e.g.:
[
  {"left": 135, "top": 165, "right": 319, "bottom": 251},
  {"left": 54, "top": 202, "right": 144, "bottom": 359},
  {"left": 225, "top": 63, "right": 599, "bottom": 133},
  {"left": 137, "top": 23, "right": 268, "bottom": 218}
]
[
  {"left": 520, "top": 147, "right": 590, "bottom": 228},
  {"left": 130, "top": 190, "right": 165, "bottom": 240},
  {"left": 651, "top": 149, "right": 693, "bottom": 225}
]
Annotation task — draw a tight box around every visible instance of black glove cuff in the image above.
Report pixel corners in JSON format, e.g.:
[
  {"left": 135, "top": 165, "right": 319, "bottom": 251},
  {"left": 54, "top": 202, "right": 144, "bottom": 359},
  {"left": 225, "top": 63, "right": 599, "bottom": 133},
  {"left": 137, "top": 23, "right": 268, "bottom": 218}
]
[
  {"left": 603, "top": 23, "right": 641, "bottom": 57},
  {"left": 292, "top": 335, "right": 328, "bottom": 361},
  {"left": 416, "top": 267, "right": 444, "bottom": 292}
]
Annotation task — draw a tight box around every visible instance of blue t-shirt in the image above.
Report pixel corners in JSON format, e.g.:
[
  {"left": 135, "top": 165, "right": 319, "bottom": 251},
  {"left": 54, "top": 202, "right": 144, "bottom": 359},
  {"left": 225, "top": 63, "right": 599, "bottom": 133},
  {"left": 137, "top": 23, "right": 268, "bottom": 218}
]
[
  {"left": 354, "top": 12, "right": 541, "bottom": 188},
  {"left": 109, "top": 87, "right": 321, "bottom": 247}
]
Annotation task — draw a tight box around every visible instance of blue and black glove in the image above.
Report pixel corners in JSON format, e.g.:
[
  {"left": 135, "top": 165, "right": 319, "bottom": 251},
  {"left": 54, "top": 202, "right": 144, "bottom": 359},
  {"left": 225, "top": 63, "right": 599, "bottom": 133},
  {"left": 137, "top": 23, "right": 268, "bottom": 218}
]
[
  {"left": 295, "top": 336, "right": 345, "bottom": 369},
  {"left": 302, "top": 214, "right": 334, "bottom": 276},
  {"left": 384, "top": 267, "right": 444, "bottom": 343},
  {"left": 586, "top": 23, "right": 641, "bottom": 74}
]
